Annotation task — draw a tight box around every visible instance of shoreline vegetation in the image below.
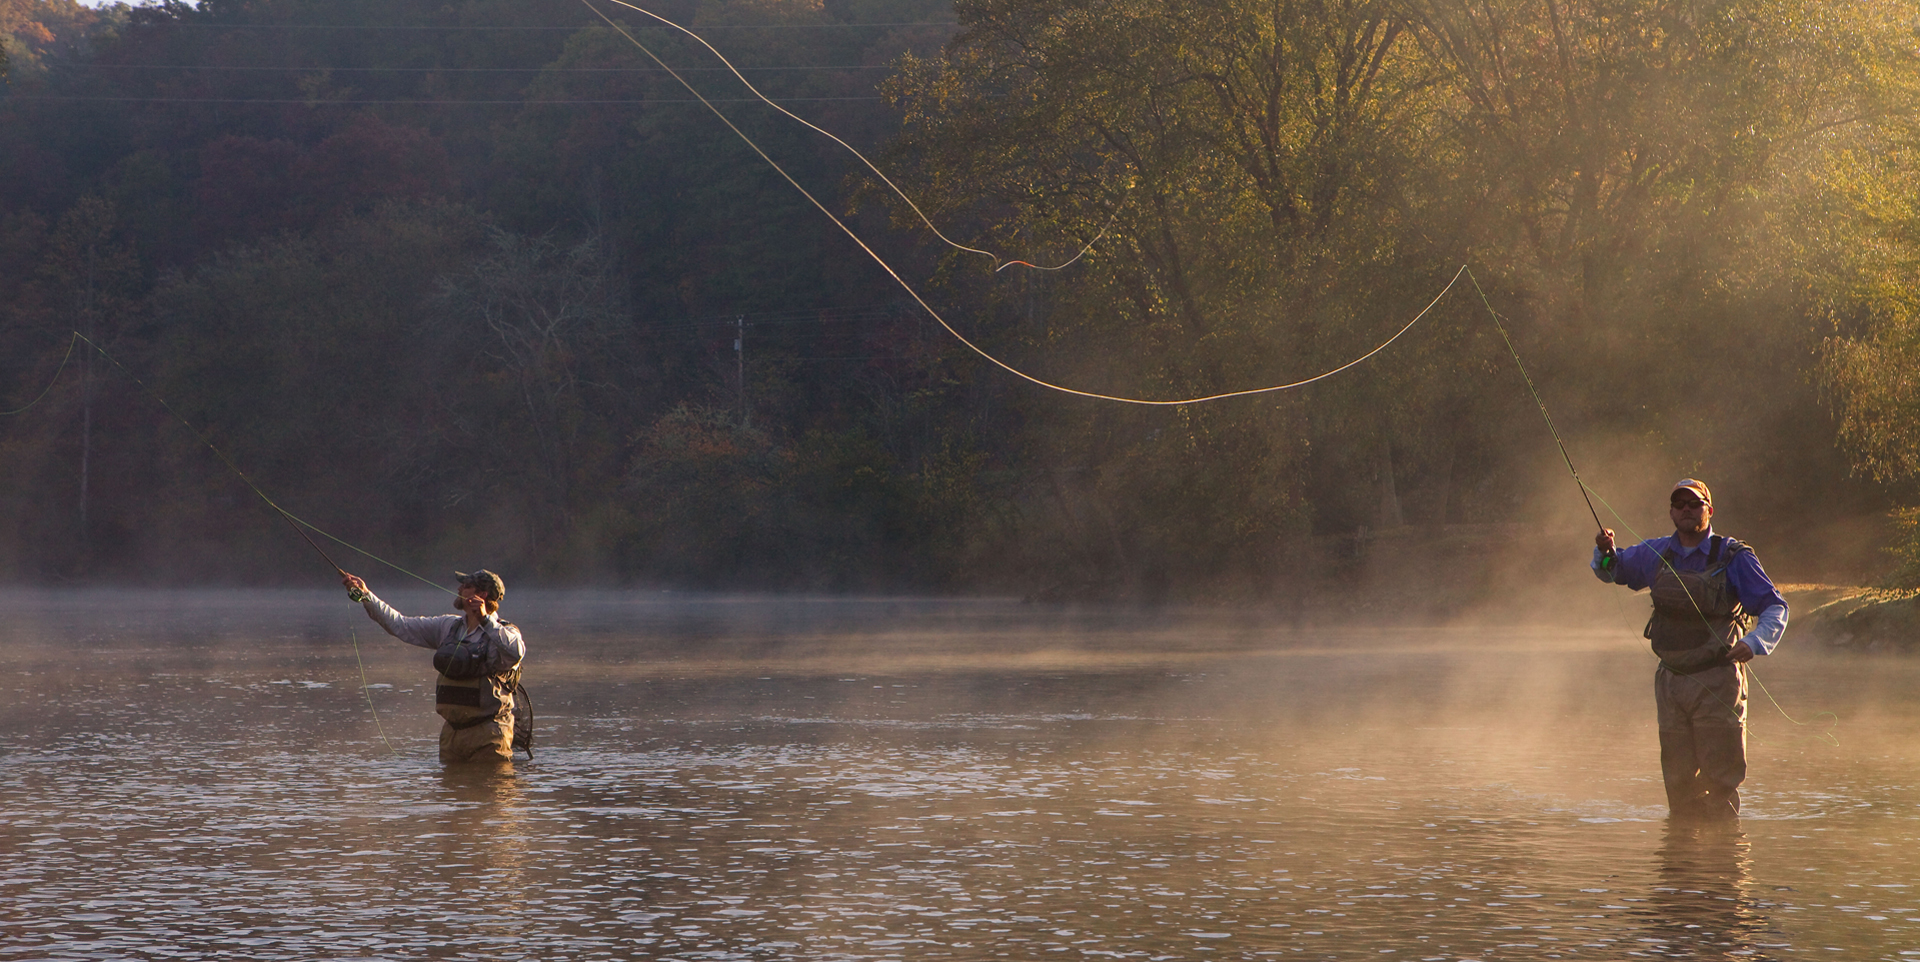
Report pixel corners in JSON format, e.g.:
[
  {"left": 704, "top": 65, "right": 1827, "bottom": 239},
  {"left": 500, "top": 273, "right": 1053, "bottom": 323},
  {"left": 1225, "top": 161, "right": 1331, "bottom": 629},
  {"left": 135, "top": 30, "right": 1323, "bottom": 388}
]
[
  {"left": 1785, "top": 584, "right": 1920, "bottom": 654},
  {"left": 5, "top": 0, "right": 1920, "bottom": 597}
]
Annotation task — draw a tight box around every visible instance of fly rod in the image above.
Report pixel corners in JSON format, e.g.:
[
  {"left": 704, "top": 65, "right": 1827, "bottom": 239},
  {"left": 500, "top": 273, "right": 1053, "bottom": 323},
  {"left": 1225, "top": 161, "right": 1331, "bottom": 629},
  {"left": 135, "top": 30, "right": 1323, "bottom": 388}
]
[{"left": 1466, "top": 270, "right": 1611, "bottom": 565}]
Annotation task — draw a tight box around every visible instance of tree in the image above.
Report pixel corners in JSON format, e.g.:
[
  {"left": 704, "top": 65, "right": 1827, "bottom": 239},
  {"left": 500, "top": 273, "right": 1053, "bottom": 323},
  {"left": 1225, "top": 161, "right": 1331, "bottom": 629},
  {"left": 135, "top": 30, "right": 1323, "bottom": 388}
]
[
  {"left": 145, "top": 203, "right": 487, "bottom": 581},
  {"left": 434, "top": 227, "right": 631, "bottom": 570},
  {"left": 877, "top": 0, "right": 1467, "bottom": 595},
  {"left": 1810, "top": 38, "right": 1920, "bottom": 583},
  {"left": 874, "top": 0, "right": 1920, "bottom": 595},
  {"left": 1, "top": 0, "right": 69, "bottom": 83}
]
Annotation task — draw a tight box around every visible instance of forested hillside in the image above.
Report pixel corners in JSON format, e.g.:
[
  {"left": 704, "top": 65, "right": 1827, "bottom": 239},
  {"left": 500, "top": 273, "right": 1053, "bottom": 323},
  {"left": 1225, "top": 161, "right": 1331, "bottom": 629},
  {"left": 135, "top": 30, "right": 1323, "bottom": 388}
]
[{"left": 3, "top": 0, "right": 1918, "bottom": 597}]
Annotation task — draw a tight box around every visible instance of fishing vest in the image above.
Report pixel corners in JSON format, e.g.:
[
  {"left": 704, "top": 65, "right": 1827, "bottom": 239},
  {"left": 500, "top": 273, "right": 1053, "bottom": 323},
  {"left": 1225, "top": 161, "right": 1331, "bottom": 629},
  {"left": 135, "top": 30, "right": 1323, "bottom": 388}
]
[
  {"left": 1643, "top": 535, "right": 1752, "bottom": 674},
  {"left": 432, "top": 619, "right": 522, "bottom": 732}
]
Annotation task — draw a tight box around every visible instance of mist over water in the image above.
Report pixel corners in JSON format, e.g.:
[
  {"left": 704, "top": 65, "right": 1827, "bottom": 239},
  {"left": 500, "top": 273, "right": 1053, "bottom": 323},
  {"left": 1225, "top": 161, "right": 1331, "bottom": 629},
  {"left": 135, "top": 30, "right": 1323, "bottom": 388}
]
[{"left": 3, "top": 589, "right": 1919, "bottom": 960}]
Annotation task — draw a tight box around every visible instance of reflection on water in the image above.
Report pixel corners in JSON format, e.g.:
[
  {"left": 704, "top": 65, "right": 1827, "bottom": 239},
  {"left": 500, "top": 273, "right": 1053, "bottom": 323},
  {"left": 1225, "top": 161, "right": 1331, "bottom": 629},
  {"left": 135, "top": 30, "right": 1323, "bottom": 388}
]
[
  {"left": 3, "top": 589, "right": 1920, "bottom": 960},
  {"left": 1645, "top": 825, "right": 1768, "bottom": 959}
]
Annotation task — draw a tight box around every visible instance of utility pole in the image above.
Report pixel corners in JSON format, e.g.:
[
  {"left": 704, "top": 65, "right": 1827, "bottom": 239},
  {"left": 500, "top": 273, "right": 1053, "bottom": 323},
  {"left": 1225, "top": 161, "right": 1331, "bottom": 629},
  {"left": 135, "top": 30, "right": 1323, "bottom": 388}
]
[
  {"left": 734, "top": 314, "right": 748, "bottom": 429},
  {"left": 79, "top": 240, "right": 95, "bottom": 548}
]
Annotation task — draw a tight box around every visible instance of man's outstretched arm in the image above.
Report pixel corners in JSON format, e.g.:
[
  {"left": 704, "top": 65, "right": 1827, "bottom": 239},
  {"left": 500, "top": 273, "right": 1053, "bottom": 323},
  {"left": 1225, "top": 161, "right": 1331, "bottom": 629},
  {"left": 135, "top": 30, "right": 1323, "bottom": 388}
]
[{"left": 342, "top": 572, "right": 451, "bottom": 650}]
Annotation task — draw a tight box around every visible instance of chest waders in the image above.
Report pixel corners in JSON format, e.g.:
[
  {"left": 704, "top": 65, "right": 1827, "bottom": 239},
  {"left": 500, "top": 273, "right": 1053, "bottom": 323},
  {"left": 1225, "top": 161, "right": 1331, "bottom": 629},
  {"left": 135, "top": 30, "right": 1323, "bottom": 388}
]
[
  {"left": 1644, "top": 535, "right": 1751, "bottom": 674},
  {"left": 433, "top": 621, "right": 534, "bottom": 759}
]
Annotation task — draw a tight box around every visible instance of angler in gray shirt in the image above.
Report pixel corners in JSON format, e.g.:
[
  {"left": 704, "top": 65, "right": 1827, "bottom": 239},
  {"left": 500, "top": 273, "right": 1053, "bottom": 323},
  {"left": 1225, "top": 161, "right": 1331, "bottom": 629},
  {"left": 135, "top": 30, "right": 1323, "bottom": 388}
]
[{"left": 342, "top": 569, "right": 527, "bottom": 764}]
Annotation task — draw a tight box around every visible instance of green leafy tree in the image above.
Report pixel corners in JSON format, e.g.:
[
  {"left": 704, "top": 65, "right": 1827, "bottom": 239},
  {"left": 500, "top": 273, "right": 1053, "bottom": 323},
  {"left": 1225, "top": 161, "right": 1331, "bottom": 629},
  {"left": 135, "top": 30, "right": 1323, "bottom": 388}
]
[
  {"left": 878, "top": 0, "right": 1470, "bottom": 595},
  {"left": 878, "top": 0, "right": 1920, "bottom": 595},
  {"left": 1810, "top": 44, "right": 1920, "bottom": 584}
]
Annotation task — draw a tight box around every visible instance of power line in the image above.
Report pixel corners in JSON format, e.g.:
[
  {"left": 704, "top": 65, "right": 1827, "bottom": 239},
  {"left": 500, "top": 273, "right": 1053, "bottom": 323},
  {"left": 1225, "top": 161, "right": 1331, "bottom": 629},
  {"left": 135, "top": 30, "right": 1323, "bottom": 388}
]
[
  {"left": 628, "top": 309, "right": 929, "bottom": 338},
  {"left": 751, "top": 354, "right": 928, "bottom": 363},
  {"left": 127, "top": 20, "right": 957, "bottom": 31},
  {"left": 646, "top": 306, "right": 923, "bottom": 325},
  {"left": 3, "top": 95, "right": 883, "bottom": 104},
  {"left": 48, "top": 62, "right": 895, "bottom": 73}
]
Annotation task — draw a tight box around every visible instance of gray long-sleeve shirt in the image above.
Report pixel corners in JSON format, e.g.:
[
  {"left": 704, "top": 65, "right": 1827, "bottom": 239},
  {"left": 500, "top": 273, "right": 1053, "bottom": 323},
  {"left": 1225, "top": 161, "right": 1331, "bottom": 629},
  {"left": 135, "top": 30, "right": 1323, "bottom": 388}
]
[{"left": 359, "top": 592, "right": 525, "bottom": 676}]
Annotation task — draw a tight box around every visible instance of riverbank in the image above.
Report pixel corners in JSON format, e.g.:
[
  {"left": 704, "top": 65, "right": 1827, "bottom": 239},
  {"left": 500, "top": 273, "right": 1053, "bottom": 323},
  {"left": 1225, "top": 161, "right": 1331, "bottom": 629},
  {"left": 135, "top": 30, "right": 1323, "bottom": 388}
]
[{"left": 1782, "top": 583, "right": 1920, "bottom": 653}]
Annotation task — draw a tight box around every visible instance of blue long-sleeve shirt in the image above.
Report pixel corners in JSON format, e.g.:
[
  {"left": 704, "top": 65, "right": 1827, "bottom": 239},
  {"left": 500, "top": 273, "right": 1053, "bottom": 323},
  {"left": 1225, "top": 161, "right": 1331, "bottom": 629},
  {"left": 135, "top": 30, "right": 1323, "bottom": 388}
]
[{"left": 1592, "top": 529, "right": 1788, "bottom": 655}]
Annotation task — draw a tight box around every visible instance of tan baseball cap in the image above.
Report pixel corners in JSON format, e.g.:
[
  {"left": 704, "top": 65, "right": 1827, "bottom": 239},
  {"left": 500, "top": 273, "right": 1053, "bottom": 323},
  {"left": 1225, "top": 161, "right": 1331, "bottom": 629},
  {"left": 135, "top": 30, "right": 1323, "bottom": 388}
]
[{"left": 1670, "top": 479, "right": 1712, "bottom": 506}]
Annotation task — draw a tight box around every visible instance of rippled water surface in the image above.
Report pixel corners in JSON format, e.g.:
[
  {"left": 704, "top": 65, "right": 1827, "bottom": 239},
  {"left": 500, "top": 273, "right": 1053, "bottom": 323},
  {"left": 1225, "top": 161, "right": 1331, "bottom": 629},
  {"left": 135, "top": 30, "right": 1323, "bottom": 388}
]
[{"left": 4, "top": 588, "right": 1920, "bottom": 961}]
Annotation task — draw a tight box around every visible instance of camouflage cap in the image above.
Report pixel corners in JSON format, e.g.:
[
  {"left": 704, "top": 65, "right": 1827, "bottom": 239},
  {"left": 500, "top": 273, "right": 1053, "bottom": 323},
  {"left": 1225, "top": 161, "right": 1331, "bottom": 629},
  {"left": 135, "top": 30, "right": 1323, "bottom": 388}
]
[{"left": 455, "top": 569, "right": 505, "bottom": 601}]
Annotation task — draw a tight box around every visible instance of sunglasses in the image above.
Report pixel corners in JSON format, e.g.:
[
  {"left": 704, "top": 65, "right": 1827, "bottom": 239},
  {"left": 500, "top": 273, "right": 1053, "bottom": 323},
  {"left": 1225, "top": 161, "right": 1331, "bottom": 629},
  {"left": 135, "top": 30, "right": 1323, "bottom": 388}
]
[{"left": 1670, "top": 498, "right": 1708, "bottom": 510}]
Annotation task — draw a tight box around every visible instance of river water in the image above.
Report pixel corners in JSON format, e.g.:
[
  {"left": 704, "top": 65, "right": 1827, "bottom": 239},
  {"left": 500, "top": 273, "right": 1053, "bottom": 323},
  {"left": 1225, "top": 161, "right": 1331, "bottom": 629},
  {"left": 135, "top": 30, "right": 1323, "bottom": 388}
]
[{"left": 3, "top": 588, "right": 1918, "bottom": 961}]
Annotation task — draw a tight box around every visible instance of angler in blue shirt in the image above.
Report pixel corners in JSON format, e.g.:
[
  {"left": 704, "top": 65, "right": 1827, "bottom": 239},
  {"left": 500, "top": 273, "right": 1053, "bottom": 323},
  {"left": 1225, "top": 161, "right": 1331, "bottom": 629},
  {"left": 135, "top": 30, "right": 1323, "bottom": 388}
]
[{"left": 1591, "top": 479, "right": 1788, "bottom": 820}]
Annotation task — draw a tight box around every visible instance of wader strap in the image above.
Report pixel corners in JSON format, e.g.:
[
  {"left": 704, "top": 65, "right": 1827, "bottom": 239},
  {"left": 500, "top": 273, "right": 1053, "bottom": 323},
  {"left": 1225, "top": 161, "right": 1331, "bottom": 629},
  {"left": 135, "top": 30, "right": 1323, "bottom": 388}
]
[
  {"left": 1661, "top": 536, "right": 1725, "bottom": 567},
  {"left": 512, "top": 682, "right": 534, "bottom": 759}
]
